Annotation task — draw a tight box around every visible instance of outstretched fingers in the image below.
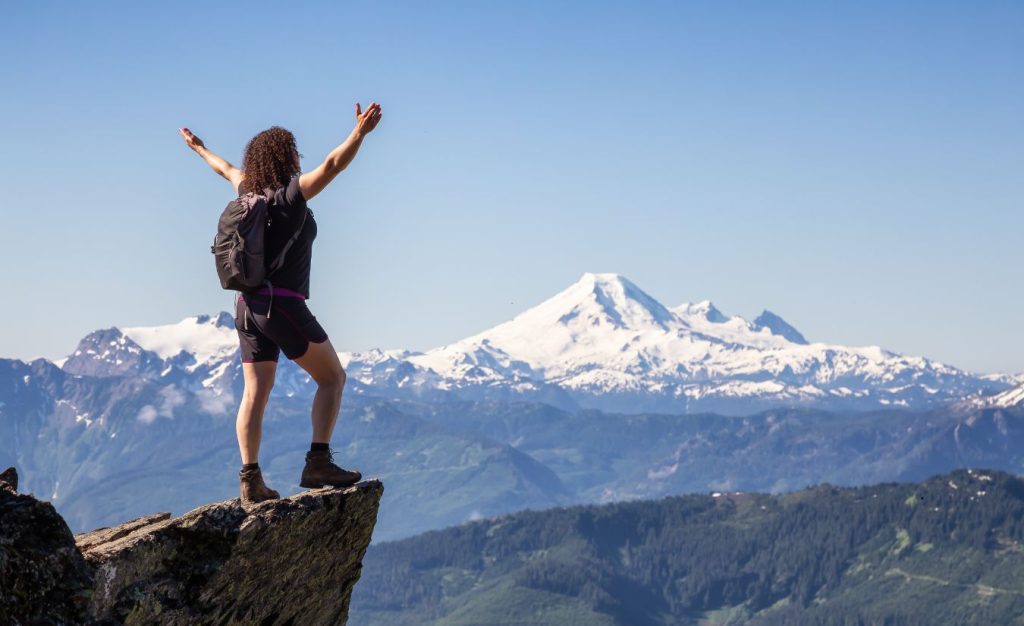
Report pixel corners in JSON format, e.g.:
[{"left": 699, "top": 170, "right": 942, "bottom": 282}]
[
  {"left": 354, "top": 102, "right": 382, "bottom": 135},
  {"left": 179, "top": 127, "right": 204, "bottom": 151},
  {"left": 356, "top": 102, "right": 381, "bottom": 120}
]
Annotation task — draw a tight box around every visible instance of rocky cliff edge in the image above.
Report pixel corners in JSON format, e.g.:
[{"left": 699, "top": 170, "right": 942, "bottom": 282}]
[{"left": 0, "top": 466, "right": 383, "bottom": 625}]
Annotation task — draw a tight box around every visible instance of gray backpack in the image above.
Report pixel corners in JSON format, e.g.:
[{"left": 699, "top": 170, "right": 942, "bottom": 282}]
[{"left": 211, "top": 187, "right": 307, "bottom": 292}]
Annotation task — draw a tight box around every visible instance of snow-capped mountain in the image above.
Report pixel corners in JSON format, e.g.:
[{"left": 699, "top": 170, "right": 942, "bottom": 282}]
[
  {"left": 391, "top": 273, "right": 1005, "bottom": 412},
  {"left": 122, "top": 312, "right": 238, "bottom": 366},
  {"left": 53, "top": 272, "right": 1009, "bottom": 414},
  {"left": 751, "top": 310, "right": 808, "bottom": 345}
]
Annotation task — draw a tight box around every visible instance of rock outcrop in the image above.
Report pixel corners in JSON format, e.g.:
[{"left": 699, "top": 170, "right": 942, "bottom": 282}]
[
  {"left": 0, "top": 467, "right": 17, "bottom": 491},
  {"left": 0, "top": 467, "right": 93, "bottom": 625},
  {"left": 0, "top": 466, "right": 383, "bottom": 625}
]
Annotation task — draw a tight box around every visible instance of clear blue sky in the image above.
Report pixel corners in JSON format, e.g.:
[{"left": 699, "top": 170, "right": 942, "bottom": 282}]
[{"left": 1, "top": 1, "right": 1021, "bottom": 374}]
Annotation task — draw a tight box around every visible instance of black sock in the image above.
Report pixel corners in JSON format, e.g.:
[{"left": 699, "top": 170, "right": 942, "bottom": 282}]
[
  {"left": 310, "top": 442, "right": 329, "bottom": 452},
  {"left": 242, "top": 462, "right": 259, "bottom": 471}
]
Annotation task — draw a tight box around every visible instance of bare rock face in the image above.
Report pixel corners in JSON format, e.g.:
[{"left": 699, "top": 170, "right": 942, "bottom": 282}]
[
  {"left": 0, "top": 467, "right": 94, "bottom": 625},
  {"left": 77, "top": 480, "right": 384, "bottom": 625},
  {"left": 0, "top": 465, "right": 383, "bottom": 626}
]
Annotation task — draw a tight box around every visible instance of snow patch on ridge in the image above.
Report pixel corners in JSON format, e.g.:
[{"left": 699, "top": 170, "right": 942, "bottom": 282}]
[
  {"left": 987, "top": 383, "right": 1024, "bottom": 408},
  {"left": 123, "top": 313, "right": 238, "bottom": 369}
]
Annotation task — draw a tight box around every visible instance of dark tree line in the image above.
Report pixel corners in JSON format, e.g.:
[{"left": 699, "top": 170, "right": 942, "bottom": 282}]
[{"left": 352, "top": 470, "right": 1024, "bottom": 625}]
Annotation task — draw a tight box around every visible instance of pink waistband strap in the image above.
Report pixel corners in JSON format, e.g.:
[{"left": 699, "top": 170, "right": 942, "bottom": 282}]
[{"left": 249, "top": 286, "right": 307, "bottom": 299}]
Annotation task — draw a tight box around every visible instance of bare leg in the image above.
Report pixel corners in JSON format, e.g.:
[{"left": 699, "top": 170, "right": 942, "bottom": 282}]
[
  {"left": 293, "top": 339, "right": 346, "bottom": 443},
  {"left": 236, "top": 361, "right": 277, "bottom": 463}
]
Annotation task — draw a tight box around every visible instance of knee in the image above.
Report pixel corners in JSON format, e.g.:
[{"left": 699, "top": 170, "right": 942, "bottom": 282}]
[
  {"left": 319, "top": 366, "right": 346, "bottom": 399},
  {"left": 244, "top": 379, "right": 274, "bottom": 404}
]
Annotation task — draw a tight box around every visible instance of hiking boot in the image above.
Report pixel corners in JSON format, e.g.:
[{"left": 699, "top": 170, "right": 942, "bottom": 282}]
[
  {"left": 300, "top": 449, "right": 362, "bottom": 489},
  {"left": 239, "top": 466, "right": 280, "bottom": 503}
]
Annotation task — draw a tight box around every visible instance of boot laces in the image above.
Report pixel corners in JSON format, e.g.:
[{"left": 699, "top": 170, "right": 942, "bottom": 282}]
[
  {"left": 326, "top": 448, "right": 343, "bottom": 470},
  {"left": 322, "top": 448, "right": 357, "bottom": 474},
  {"left": 314, "top": 447, "right": 341, "bottom": 469}
]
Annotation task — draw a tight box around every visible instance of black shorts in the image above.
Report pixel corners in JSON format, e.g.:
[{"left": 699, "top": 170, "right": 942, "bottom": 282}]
[{"left": 235, "top": 294, "right": 329, "bottom": 363}]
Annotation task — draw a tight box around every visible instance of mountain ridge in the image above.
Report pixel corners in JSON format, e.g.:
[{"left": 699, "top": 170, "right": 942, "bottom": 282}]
[
  {"left": 349, "top": 468, "right": 1024, "bottom": 626},
  {"left": 51, "top": 272, "right": 1007, "bottom": 414}
]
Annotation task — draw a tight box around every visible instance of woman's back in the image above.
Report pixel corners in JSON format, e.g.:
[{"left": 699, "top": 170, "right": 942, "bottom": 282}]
[{"left": 239, "top": 175, "right": 318, "bottom": 298}]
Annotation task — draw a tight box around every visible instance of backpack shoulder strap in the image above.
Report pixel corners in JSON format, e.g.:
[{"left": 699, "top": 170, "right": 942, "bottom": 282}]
[{"left": 267, "top": 207, "right": 308, "bottom": 274}]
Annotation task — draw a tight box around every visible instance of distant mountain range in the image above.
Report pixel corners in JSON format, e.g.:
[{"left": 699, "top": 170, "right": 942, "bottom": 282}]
[
  {"left": 4, "top": 360, "right": 1024, "bottom": 542},
  {"left": 51, "top": 272, "right": 1018, "bottom": 414},
  {"left": 2, "top": 272, "right": 1021, "bottom": 541}
]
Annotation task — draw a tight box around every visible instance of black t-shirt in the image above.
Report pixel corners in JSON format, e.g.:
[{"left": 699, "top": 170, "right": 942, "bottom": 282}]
[{"left": 238, "top": 175, "right": 318, "bottom": 298}]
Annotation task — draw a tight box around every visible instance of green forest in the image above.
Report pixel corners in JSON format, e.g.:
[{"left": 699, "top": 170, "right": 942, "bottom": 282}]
[{"left": 349, "top": 469, "right": 1024, "bottom": 625}]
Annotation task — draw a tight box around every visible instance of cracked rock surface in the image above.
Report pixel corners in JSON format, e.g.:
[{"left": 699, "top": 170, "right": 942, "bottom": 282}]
[{"left": 1, "top": 466, "right": 383, "bottom": 626}]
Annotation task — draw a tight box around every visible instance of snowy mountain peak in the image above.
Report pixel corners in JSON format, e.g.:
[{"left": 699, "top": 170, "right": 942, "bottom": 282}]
[
  {"left": 196, "top": 311, "right": 236, "bottom": 329},
  {"left": 62, "top": 327, "right": 163, "bottom": 378},
  {"left": 752, "top": 310, "right": 809, "bottom": 345},
  {"left": 122, "top": 313, "right": 238, "bottom": 365},
  {"left": 675, "top": 300, "right": 729, "bottom": 324},
  {"left": 406, "top": 273, "right": 679, "bottom": 379},
  {"left": 551, "top": 272, "right": 677, "bottom": 330}
]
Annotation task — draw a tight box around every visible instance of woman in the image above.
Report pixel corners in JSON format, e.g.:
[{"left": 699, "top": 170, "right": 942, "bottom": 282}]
[{"left": 179, "top": 101, "right": 383, "bottom": 503}]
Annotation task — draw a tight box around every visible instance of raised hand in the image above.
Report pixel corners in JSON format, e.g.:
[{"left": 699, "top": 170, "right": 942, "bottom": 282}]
[
  {"left": 179, "top": 127, "right": 239, "bottom": 184},
  {"left": 354, "top": 102, "right": 382, "bottom": 136},
  {"left": 179, "top": 127, "right": 206, "bottom": 153}
]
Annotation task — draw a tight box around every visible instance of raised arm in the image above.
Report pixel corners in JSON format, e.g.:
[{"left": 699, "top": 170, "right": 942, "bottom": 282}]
[
  {"left": 179, "top": 127, "right": 244, "bottom": 192},
  {"left": 298, "top": 101, "right": 382, "bottom": 201}
]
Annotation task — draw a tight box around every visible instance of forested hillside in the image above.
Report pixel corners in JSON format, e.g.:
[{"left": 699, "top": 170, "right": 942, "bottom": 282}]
[{"left": 350, "top": 469, "right": 1024, "bottom": 625}]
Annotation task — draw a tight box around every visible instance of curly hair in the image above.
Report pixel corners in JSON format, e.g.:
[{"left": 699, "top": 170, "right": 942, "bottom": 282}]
[{"left": 241, "top": 126, "right": 301, "bottom": 194}]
